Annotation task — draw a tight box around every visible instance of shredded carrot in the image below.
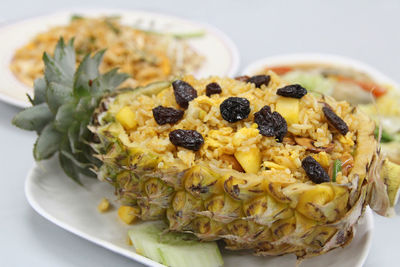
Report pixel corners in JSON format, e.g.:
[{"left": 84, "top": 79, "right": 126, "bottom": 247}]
[{"left": 335, "top": 75, "right": 387, "bottom": 98}]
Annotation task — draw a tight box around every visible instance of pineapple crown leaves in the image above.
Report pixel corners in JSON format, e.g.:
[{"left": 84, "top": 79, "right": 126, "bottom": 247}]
[{"left": 12, "top": 38, "right": 130, "bottom": 183}]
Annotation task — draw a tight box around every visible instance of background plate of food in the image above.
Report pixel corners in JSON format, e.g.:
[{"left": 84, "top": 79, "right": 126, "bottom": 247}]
[
  {"left": 242, "top": 53, "right": 400, "bottom": 166},
  {"left": 0, "top": 8, "right": 240, "bottom": 108}
]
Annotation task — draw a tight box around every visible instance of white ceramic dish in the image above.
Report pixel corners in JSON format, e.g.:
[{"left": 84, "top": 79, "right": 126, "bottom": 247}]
[
  {"left": 25, "top": 158, "right": 373, "bottom": 267},
  {"left": 242, "top": 53, "right": 398, "bottom": 87},
  {"left": 0, "top": 8, "right": 240, "bottom": 108}
]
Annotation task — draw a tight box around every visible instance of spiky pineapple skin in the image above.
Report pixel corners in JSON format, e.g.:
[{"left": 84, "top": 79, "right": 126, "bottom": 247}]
[
  {"left": 12, "top": 38, "right": 130, "bottom": 183},
  {"left": 89, "top": 81, "right": 381, "bottom": 259}
]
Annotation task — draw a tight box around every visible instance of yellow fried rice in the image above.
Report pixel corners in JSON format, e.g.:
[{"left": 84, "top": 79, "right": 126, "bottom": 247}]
[{"left": 106, "top": 72, "right": 359, "bottom": 185}]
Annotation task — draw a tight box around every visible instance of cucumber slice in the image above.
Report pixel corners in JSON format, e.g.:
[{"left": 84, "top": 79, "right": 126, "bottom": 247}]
[{"left": 128, "top": 221, "right": 223, "bottom": 267}]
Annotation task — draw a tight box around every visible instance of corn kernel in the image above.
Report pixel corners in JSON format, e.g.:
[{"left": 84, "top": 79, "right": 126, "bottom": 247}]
[{"left": 198, "top": 110, "right": 207, "bottom": 121}]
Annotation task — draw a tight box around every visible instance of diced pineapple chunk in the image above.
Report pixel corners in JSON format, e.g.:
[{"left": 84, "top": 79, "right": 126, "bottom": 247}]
[
  {"left": 98, "top": 198, "right": 111, "bottom": 213},
  {"left": 118, "top": 206, "right": 141, "bottom": 224},
  {"left": 234, "top": 147, "right": 261, "bottom": 174},
  {"left": 275, "top": 97, "right": 299, "bottom": 125},
  {"left": 116, "top": 107, "right": 137, "bottom": 130}
]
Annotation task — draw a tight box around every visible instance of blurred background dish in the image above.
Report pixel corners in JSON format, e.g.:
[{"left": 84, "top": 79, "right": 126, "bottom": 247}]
[
  {"left": 0, "top": 8, "right": 240, "bottom": 108},
  {"left": 243, "top": 54, "right": 400, "bottom": 165}
]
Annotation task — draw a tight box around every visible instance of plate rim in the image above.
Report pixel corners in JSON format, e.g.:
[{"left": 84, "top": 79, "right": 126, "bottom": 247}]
[
  {"left": 0, "top": 7, "right": 240, "bottom": 109},
  {"left": 242, "top": 53, "right": 398, "bottom": 87},
  {"left": 24, "top": 163, "right": 166, "bottom": 267},
  {"left": 24, "top": 161, "right": 374, "bottom": 267}
]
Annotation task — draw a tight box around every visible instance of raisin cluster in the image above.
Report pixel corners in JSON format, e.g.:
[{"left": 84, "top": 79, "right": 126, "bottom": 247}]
[
  {"left": 152, "top": 106, "right": 184, "bottom": 125},
  {"left": 302, "top": 156, "right": 331, "bottom": 184},
  {"left": 169, "top": 129, "right": 204, "bottom": 151},
  {"left": 220, "top": 97, "right": 251, "bottom": 123},
  {"left": 206, "top": 82, "right": 222, "bottom": 97},
  {"left": 322, "top": 106, "right": 349, "bottom": 135},
  {"left": 254, "top": 106, "right": 287, "bottom": 142},
  {"left": 172, "top": 80, "right": 198, "bottom": 109},
  {"left": 276, "top": 84, "right": 307, "bottom": 98},
  {"left": 155, "top": 80, "right": 207, "bottom": 151},
  {"left": 153, "top": 79, "right": 313, "bottom": 153},
  {"left": 246, "top": 75, "right": 271, "bottom": 88}
]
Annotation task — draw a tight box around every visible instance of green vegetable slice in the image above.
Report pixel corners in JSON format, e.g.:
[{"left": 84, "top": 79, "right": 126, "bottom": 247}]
[
  {"left": 332, "top": 159, "right": 342, "bottom": 182},
  {"left": 282, "top": 71, "right": 334, "bottom": 95},
  {"left": 128, "top": 221, "right": 223, "bottom": 267},
  {"left": 374, "top": 127, "right": 395, "bottom": 143}
]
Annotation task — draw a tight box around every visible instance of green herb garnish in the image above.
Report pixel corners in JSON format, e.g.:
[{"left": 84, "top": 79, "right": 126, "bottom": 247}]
[
  {"left": 105, "top": 19, "right": 121, "bottom": 34},
  {"left": 71, "top": 14, "right": 84, "bottom": 21},
  {"left": 374, "top": 127, "right": 394, "bottom": 143},
  {"left": 133, "top": 28, "right": 205, "bottom": 39},
  {"left": 332, "top": 159, "right": 342, "bottom": 182}
]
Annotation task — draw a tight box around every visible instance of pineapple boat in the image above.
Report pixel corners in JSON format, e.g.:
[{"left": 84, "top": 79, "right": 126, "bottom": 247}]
[{"left": 13, "top": 39, "right": 400, "bottom": 260}]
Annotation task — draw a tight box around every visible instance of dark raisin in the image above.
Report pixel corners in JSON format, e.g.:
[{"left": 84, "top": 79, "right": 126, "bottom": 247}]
[
  {"left": 322, "top": 106, "right": 349, "bottom": 135},
  {"left": 206, "top": 82, "right": 222, "bottom": 97},
  {"left": 301, "top": 156, "right": 330, "bottom": 184},
  {"left": 172, "top": 80, "right": 198, "bottom": 109},
  {"left": 254, "top": 106, "right": 287, "bottom": 142},
  {"left": 152, "top": 106, "right": 184, "bottom": 125},
  {"left": 234, "top": 75, "right": 250, "bottom": 82},
  {"left": 220, "top": 97, "right": 250, "bottom": 123},
  {"left": 169, "top": 129, "right": 204, "bottom": 151},
  {"left": 246, "top": 75, "right": 271, "bottom": 88},
  {"left": 276, "top": 84, "right": 307, "bottom": 99}
]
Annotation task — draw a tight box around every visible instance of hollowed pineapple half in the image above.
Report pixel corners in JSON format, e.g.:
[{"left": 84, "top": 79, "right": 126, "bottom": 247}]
[
  {"left": 89, "top": 76, "right": 400, "bottom": 259},
  {"left": 12, "top": 39, "right": 399, "bottom": 260}
]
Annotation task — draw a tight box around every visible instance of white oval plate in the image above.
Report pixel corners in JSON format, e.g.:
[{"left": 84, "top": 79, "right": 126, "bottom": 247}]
[
  {"left": 0, "top": 8, "right": 240, "bottom": 108},
  {"left": 25, "top": 158, "right": 373, "bottom": 267},
  {"left": 242, "top": 53, "right": 398, "bottom": 87}
]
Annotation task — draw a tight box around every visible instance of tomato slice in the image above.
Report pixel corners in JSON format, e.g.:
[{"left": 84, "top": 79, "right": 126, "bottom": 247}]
[
  {"left": 265, "top": 66, "right": 293, "bottom": 75},
  {"left": 335, "top": 75, "right": 387, "bottom": 98}
]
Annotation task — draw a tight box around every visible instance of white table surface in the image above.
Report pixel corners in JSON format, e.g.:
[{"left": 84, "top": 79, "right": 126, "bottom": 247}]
[{"left": 1, "top": 0, "right": 400, "bottom": 266}]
